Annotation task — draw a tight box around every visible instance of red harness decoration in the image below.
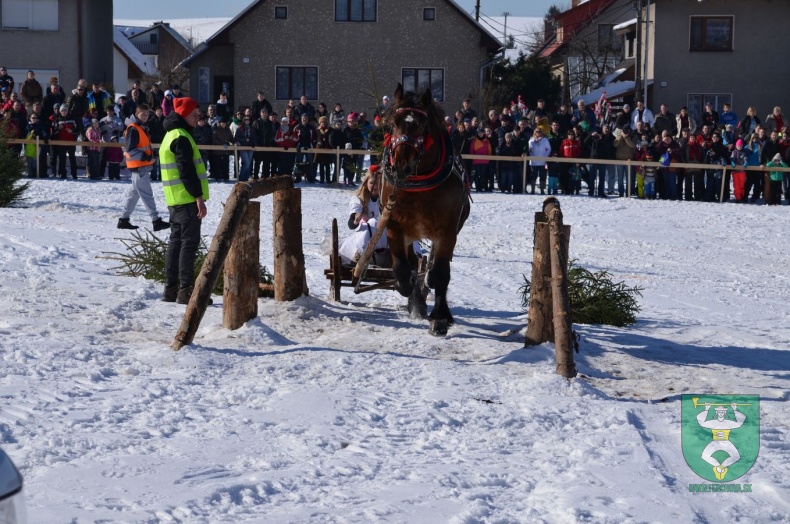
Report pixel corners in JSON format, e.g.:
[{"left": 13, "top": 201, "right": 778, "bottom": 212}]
[{"left": 384, "top": 128, "right": 461, "bottom": 192}]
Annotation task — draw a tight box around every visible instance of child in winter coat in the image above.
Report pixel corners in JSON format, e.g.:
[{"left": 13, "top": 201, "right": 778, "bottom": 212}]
[
  {"left": 642, "top": 153, "right": 658, "bottom": 199},
  {"left": 765, "top": 153, "right": 787, "bottom": 205},
  {"left": 729, "top": 139, "right": 749, "bottom": 203},
  {"left": 634, "top": 140, "right": 648, "bottom": 198},
  {"left": 106, "top": 134, "right": 124, "bottom": 180},
  {"left": 25, "top": 113, "right": 49, "bottom": 177}
]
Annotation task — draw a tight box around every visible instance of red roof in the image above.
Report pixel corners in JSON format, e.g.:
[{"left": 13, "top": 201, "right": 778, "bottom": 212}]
[{"left": 554, "top": 0, "right": 618, "bottom": 43}]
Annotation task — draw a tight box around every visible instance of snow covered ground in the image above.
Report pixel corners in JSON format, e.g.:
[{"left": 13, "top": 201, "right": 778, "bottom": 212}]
[{"left": 0, "top": 175, "right": 788, "bottom": 523}]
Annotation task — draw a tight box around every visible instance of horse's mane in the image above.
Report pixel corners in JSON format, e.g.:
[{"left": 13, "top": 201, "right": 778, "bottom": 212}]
[{"left": 383, "top": 89, "right": 444, "bottom": 136}]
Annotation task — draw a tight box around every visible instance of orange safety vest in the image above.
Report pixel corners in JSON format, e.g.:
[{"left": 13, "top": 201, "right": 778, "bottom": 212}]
[{"left": 124, "top": 123, "right": 154, "bottom": 169}]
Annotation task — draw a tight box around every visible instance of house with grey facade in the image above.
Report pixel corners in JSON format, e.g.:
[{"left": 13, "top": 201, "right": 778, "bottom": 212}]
[
  {"left": 0, "top": 0, "right": 113, "bottom": 94},
  {"left": 643, "top": 0, "right": 790, "bottom": 124},
  {"left": 182, "top": 0, "right": 501, "bottom": 116}
]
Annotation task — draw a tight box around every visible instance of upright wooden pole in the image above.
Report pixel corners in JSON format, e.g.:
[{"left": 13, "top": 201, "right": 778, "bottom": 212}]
[
  {"left": 545, "top": 198, "right": 577, "bottom": 378},
  {"left": 223, "top": 201, "right": 260, "bottom": 330},
  {"left": 525, "top": 214, "right": 553, "bottom": 346},
  {"left": 273, "top": 188, "right": 307, "bottom": 301}
]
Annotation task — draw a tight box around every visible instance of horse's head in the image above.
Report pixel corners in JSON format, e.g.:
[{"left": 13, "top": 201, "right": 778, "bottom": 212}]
[{"left": 384, "top": 84, "right": 440, "bottom": 180}]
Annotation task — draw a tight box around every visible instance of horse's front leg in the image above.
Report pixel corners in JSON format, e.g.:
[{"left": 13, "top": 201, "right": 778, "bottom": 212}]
[
  {"left": 388, "top": 230, "right": 414, "bottom": 298},
  {"left": 426, "top": 243, "right": 455, "bottom": 336}
]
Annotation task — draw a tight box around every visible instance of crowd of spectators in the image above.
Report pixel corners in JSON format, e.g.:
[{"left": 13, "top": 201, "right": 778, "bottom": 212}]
[
  {"left": 3, "top": 66, "right": 788, "bottom": 205},
  {"left": 450, "top": 96, "right": 790, "bottom": 206}
]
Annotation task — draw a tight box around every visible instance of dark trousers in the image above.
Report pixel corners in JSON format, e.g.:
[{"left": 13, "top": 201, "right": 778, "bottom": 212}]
[
  {"left": 87, "top": 150, "right": 101, "bottom": 179},
  {"left": 744, "top": 172, "right": 763, "bottom": 202},
  {"left": 318, "top": 161, "right": 333, "bottom": 183},
  {"left": 589, "top": 163, "right": 606, "bottom": 196},
  {"left": 278, "top": 152, "right": 296, "bottom": 177},
  {"left": 254, "top": 151, "right": 271, "bottom": 178},
  {"left": 52, "top": 146, "right": 77, "bottom": 178},
  {"left": 210, "top": 154, "right": 229, "bottom": 180},
  {"left": 166, "top": 204, "right": 202, "bottom": 290},
  {"left": 108, "top": 162, "right": 121, "bottom": 180},
  {"left": 688, "top": 169, "right": 705, "bottom": 201}
]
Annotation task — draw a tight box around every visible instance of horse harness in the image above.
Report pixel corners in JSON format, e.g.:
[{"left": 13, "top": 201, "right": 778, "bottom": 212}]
[{"left": 381, "top": 107, "right": 467, "bottom": 193}]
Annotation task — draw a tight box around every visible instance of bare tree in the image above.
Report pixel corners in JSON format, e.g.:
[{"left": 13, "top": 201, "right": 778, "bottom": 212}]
[
  {"left": 564, "top": 25, "right": 621, "bottom": 101},
  {"left": 149, "top": 48, "right": 190, "bottom": 94}
]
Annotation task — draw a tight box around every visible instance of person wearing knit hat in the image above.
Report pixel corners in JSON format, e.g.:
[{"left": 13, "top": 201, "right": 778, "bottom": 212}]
[
  {"left": 765, "top": 152, "right": 788, "bottom": 205},
  {"left": 159, "top": 95, "right": 210, "bottom": 303},
  {"left": 174, "top": 97, "right": 199, "bottom": 120}
]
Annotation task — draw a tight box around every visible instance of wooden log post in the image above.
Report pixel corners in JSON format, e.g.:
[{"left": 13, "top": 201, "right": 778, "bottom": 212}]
[
  {"left": 172, "top": 176, "right": 294, "bottom": 350},
  {"left": 273, "top": 188, "right": 307, "bottom": 301},
  {"left": 223, "top": 201, "right": 260, "bottom": 330},
  {"left": 525, "top": 213, "right": 553, "bottom": 346},
  {"left": 544, "top": 197, "right": 577, "bottom": 379}
]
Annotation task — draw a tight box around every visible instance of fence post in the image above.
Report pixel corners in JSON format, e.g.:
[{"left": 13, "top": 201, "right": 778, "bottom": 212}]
[
  {"left": 522, "top": 157, "right": 528, "bottom": 193},
  {"left": 35, "top": 136, "right": 40, "bottom": 178},
  {"left": 233, "top": 143, "right": 239, "bottom": 179},
  {"left": 335, "top": 147, "right": 341, "bottom": 184},
  {"left": 627, "top": 159, "right": 632, "bottom": 197},
  {"left": 720, "top": 166, "right": 728, "bottom": 203}
]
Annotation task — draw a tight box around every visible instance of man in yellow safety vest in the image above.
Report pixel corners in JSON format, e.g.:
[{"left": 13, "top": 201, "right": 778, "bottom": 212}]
[{"left": 159, "top": 97, "right": 209, "bottom": 304}]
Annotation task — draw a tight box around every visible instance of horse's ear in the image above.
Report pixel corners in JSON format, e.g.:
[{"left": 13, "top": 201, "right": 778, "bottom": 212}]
[
  {"left": 420, "top": 89, "right": 433, "bottom": 108},
  {"left": 394, "top": 83, "right": 404, "bottom": 103}
]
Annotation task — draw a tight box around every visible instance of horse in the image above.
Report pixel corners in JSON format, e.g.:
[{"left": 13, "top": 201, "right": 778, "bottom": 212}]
[{"left": 379, "top": 84, "right": 471, "bottom": 336}]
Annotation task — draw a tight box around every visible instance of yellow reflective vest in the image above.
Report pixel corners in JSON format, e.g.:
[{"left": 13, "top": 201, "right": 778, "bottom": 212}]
[{"left": 159, "top": 127, "right": 209, "bottom": 207}]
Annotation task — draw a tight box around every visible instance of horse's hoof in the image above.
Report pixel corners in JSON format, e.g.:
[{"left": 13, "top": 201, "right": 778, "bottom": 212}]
[
  {"left": 408, "top": 295, "right": 428, "bottom": 319},
  {"left": 430, "top": 319, "right": 449, "bottom": 336}
]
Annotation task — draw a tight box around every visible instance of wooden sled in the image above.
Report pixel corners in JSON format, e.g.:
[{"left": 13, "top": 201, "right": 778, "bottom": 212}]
[{"left": 324, "top": 218, "right": 429, "bottom": 301}]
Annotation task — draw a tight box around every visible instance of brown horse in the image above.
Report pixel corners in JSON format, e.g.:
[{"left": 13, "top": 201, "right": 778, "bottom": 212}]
[{"left": 380, "top": 84, "right": 470, "bottom": 335}]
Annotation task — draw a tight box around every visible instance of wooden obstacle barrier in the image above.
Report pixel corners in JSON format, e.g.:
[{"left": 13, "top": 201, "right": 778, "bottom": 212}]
[
  {"left": 172, "top": 175, "right": 304, "bottom": 350},
  {"left": 525, "top": 197, "right": 577, "bottom": 379}
]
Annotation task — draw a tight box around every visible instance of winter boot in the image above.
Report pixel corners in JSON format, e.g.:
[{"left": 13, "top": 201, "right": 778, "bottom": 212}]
[
  {"left": 152, "top": 218, "right": 170, "bottom": 232},
  {"left": 117, "top": 218, "right": 138, "bottom": 230},
  {"left": 176, "top": 286, "right": 193, "bottom": 305},
  {"left": 162, "top": 284, "right": 178, "bottom": 303}
]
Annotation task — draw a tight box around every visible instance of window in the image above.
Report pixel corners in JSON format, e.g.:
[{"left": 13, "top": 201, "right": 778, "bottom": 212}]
[
  {"left": 2, "top": 0, "right": 58, "bottom": 31},
  {"left": 423, "top": 8, "right": 436, "bottom": 21},
  {"left": 149, "top": 33, "right": 158, "bottom": 44},
  {"left": 275, "top": 6, "right": 287, "bottom": 19},
  {"left": 690, "top": 16, "right": 733, "bottom": 51},
  {"left": 687, "top": 93, "right": 732, "bottom": 124},
  {"left": 335, "top": 0, "right": 377, "bottom": 22},
  {"left": 276, "top": 66, "right": 318, "bottom": 100},
  {"left": 402, "top": 68, "right": 444, "bottom": 102},
  {"left": 597, "top": 24, "right": 620, "bottom": 53},
  {"left": 623, "top": 30, "right": 636, "bottom": 59}
]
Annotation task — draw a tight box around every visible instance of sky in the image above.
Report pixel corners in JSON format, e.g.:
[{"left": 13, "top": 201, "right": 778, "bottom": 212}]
[
  {"left": 2, "top": 171, "right": 788, "bottom": 521},
  {"left": 113, "top": 0, "right": 563, "bottom": 20}
]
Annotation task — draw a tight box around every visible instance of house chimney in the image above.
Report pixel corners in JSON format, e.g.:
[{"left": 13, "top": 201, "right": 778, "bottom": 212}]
[{"left": 571, "top": 0, "right": 581, "bottom": 7}]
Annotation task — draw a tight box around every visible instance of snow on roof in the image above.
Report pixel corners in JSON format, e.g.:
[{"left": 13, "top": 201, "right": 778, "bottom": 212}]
[
  {"left": 113, "top": 27, "right": 157, "bottom": 76},
  {"left": 114, "top": 18, "right": 230, "bottom": 47},
  {"left": 614, "top": 18, "right": 637, "bottom": 31}
]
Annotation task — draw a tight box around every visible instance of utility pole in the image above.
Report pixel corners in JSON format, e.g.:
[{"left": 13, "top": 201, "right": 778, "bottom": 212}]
[
  {"left": 634, "top": 0, "right": 642, "bottom": 105},
  {"left": 475, "top": 0, "right": 481, "bottom": 21},
  {"left": 502, "top": 11, "right": 510, "bottom": 56}
]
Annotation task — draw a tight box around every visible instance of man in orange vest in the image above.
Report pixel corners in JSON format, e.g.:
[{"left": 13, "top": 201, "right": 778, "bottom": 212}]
[{"left": 117, "top": 103, "right": 169, "bottom": 231}]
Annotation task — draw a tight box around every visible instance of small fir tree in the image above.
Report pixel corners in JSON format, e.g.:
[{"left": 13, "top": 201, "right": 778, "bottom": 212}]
[{"left": 0, "top": 127, "right": 29, "bottom": 207}]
